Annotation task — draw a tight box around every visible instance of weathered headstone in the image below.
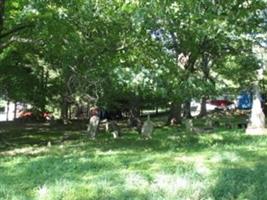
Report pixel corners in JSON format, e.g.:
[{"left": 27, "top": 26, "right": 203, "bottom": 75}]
[
  {"left": 106, "top": 120, "right": 121, "bottom": 139},
  {"left": 205, "top": 118, "right": 213, "bottom": 129},
  {"left": 185, "top": 119, "right": 194, "bottom": 132},
  {"left": 87, "top": 115, "right": 100, "bottom": 139},
  {"left": 141, "top": 115, "right": 154, "bottom": 139},
  {"left": 246, "top": 85, "right": 267, "bottom": 135},
  {"left": 170, "top": 118, "right": 177, "bottom": 126},
  {"left": 185, "top": 119, "right": 204, "bottom": 133}
]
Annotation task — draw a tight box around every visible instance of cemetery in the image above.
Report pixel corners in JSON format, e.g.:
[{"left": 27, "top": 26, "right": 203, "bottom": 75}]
[{"left": 0, "top": 1, "right": 267, "bottom": 199}]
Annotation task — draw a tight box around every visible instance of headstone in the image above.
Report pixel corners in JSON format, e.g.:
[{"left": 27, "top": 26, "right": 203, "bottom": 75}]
[
  {"left": 205, "top": 118, "right": 213, "bottom": 129},
  {"left": 106, "top": 121, "right": 121, "bottom": 139},
  {"left": 87, "top": 115, "right": 100, "bottom": 139},
  {"left": 185, "top": 119, "right": 203, "bottom": 133},
  {"left": 246, "top": 85, "right": 267, "bottom": 135},
  {"left": 141, "top": 115, "right": 154, "bottom": 139},
  {"left": 170, "top": 118, "right": 177, "bottom": 126},
  {"left": 185, "top": 119, "right": 194, "bottom": 132}
]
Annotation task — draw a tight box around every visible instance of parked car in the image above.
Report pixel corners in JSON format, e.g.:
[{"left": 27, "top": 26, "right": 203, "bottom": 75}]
[
  {"left": 18, "top": 109, "right": 53, "bottom": 121},
  {"left": 208, "top": 99, "right": 235, "bottom": 110}
]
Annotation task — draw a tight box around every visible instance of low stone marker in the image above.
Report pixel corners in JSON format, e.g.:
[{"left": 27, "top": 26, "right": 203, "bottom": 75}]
[
  {"left": 87, "top": 115, "right": 100, "bottom": 139},
  {"left": 141, "top": 115, "right": 154, "bottom": 139},
  {"left": 106, "top": 120, "right": 121, "bottom": 139}
]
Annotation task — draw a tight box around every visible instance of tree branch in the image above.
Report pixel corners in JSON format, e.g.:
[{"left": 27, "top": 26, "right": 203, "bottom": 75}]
[
  {"left": 0, "top": 38, "right": 13, "bottom": 50},
  {"left": 0, "top": 23, "right": 34, "bottom": 39},
  {"left": 0, "top": 0, "right": 5, "bottom": 33}
]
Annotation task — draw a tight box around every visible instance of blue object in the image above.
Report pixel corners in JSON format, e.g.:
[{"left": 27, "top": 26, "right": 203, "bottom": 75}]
[{"left": 237, "top": 91, "right": 253, "bottom": 109}]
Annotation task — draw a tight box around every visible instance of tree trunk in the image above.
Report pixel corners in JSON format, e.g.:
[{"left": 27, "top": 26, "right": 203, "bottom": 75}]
[
  {"left": 199, "top": 97, "right": 207, "bottom": 117},
  {"left": 183, "top": 100, "right": 192, "bottom": 119},
  {"left": 168, "top": 102, "right": 182, "bottom": 125},
  {"left": 14, "top": 101, "right": 17, "bottom": 119},
  {"left": 68, "top": 104, "right": 72, "bottom": 120},
  {"left": 43, "top": 70, "right": 49, "bottom": 111},
  {"left": 200, "top": 52, "right": 213, "bottom": 118},
  {"left": 0, "top": 0, "right": 5, "bottom": 33},
  {"left": 86, "top": 103, "right": 90, "bottom": 119},
  {"left": 129, "top": 106, "right": 141, "bottom": 126},
  {"left": 155, "top": 106, "right": 159, "bottom": 116},
  {"left": 61, "top": 96, "right": 69, "bottom": 124},
  {"left": 6, "top": 99, "right": 9, "bottom": 121},
  {"left": 38, "top": 68, "right": 48, "bottom": 112},
  {"left": 128, "top": 97, "right": 141, "bottom": 130}
]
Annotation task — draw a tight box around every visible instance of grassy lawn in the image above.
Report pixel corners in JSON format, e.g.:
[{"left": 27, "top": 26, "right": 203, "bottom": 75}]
[{"left": 1, "top": 122, "right": 267, "bottom": 200}]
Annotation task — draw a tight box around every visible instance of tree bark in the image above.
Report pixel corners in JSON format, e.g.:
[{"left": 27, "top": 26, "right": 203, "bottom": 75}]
[
  {"left": 0, "top": 0, "right": 5, "bottom": 33},
  {"left": 168, "top": 102, "right": 182, "bottom": 125},
  {"left": 14, "top": 101, "right": 17, "bottom": 119},
  {"left": 61, "top": 95, "right": 69, "bottom": 124},
  {"left": 68, "top": 104, "right": 72, "bottom": 120},
  {"left": 86, "top": 103, "right": 90, "bottom": 119},
  {"left": 129, "top": 106, "right": 141, "bottom": 127},
  {"left": 128, "top": 97, "right": 141, "bottom": 129},
  {"left": 43, "top": 70, "right": 49, "bottom": 111},
  {"left": 155, "top": 106, "right": 159, "bottom": 116},
  {"left": 6, "top": 99, "right": 9, "bottom": 121},
  {"left": 38, "top": 68, "right": 49, "bottom": 112},
  {"left": 199, "top": 97, "right": 207, "bottom": 117},
  {"left": 183, "top": 100, "right": 192, "bottom": 119}
]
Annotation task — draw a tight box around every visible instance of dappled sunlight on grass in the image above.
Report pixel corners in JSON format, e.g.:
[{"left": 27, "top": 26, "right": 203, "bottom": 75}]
[
  {"left": 210, "top": 151, "right": 243, "bottom": 163},
  {"left": 124, "top": 172, "right": 150, "bottom": 191},
  {"left": 211, "top": 164, "right": 267, "bottom": 200},
  {"left": 1, "top": 125, "right": 267, "bottom": 199},
  {"left": 0, "top": 146, "right": 50, "bottom": 156}
]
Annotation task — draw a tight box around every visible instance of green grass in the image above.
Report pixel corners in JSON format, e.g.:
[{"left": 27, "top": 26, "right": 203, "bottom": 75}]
[{"left": 1, "top": 123, "right": 267, "bottom": 200}]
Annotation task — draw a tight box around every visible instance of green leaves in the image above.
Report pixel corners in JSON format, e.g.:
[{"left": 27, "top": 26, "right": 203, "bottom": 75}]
[{"left": 0, "top": 0, "right": 266, "bottom": 113}]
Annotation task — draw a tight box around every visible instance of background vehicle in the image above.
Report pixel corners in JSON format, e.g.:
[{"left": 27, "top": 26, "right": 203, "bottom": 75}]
[{"left": 18, "top": 109, "right": 53, "bottom": 122}]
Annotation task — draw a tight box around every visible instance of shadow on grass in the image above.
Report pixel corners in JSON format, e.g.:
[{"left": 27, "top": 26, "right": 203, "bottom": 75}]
[
  {"left": 0, "top": 128, "right": 84, "bottom": 151},
  {"left": 0, "top": 154, "right": 127, "bottom": 199},
  {"left": 0, "top": 146, "right": 203, "bottom": 199},
  {"left": 211, "top": 163, "right": 267, "bottom": 200},
  {"left": 3, "top": 124, "right": 267, "bottom": 199},
  {"left": 2, "top": 122, "right": 267, "bottom": 155}
]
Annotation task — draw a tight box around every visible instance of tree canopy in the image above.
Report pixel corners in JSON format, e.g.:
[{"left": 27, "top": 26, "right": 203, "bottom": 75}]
[{"left": 0, "top": 0, "right": 266, "bottom": 121}]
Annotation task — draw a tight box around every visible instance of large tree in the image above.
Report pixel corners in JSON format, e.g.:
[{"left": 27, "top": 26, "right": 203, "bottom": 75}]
[
  {"left": 0, "top": 0, "right": 266, "bottom": 123},
  {"left": 137, "top": 0, "right": 266, "bottom": 122}
]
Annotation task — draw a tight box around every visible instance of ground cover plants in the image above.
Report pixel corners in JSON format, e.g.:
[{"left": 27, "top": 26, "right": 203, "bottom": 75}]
[{"left": 1, "top": 121, "right": 267, "bottom": 200}]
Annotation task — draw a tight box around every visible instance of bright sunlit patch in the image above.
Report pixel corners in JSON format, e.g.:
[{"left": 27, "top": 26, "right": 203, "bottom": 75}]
[
  {"left": 167, "top": 135, "right": 179, "bottom": 140},
  {"left": 96, "top": 149, "right": 118, "bottom": 156},
  {"left": 125, "top": 173, "right": 149, "bottom": 190},
  {"left": 195, "top": 164, "right": 210, "bottom": 175},
  {"left": 78, "top": 157, "right": 90, "bottom": 163},
  {"left": 174, "top": 155, "right": 211, "bottom": 175},
  {"left": 211, "top": 152, "right": 242, "bottom": 163},
  {"left": 0, "top": 146, "right": 49, "bottom": 156},
  {"left": 195, "top": 160, "right": 211, "bottom": 175},
  {"left": 211, "top": 134, "right": 224, "bottom": 140},
  {"left": 175, "top": 154, "right": 205, "bottom": 163},
  {"left": 37, "top": 185, "right": 49, "bottom": 200},
  {"left": 151, "top": 174, "right": 189, "bottom": 193},
  {"left": 35, "top": 179, "right": 74, "bottom": 200}
]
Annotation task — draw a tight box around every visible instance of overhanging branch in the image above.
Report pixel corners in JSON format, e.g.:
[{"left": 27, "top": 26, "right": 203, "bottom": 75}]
[{"left": 0, "top": 23, "right": 34, "bottom": 39}]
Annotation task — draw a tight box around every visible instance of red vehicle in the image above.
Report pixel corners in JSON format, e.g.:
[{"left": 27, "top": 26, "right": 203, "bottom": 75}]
[
  {"left": 18, "top": 109, "right": 53, "bottom": 121},
  {"left": 208, "top": 99, "right": 234, "bottom": 109}
]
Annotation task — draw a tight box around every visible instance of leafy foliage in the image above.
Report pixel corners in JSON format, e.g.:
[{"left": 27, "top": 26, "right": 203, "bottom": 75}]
[{"left": 0, "top": 0, "right": 266, "bottom": 116}]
